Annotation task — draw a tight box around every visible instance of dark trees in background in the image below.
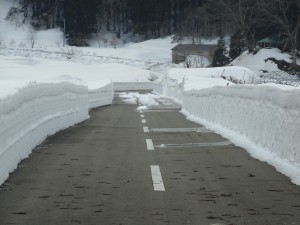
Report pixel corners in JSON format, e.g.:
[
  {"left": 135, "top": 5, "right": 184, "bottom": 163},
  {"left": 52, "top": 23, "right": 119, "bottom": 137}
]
[
  {"left": 229, "top": 30, "right": 245, "bottom": 60},
  {"left": 205, "top": 0, "right": 260, "bottom": 51},
  {"left": 7, "top": 0, "right": 300, "bottom": 67},
  {"left": 12, "top": 0, "right": 216, "bottom": 45},
  {"left": 63, "top": 0, "right": 98, "bottom": 46}
]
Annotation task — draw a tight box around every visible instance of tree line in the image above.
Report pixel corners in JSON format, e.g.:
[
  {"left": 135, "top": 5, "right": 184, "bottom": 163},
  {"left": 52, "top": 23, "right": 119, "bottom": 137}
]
[{"left": 7, "top": 0, "right": 300, "bottom": 66}]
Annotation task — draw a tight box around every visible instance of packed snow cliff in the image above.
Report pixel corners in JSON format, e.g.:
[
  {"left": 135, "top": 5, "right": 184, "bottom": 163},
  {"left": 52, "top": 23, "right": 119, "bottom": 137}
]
[
  {"left": 160, "top": 68, "right": 300, "bottom": 185},
  {"left": 0, "top": 80, "right": 113, "bottom": 185}
]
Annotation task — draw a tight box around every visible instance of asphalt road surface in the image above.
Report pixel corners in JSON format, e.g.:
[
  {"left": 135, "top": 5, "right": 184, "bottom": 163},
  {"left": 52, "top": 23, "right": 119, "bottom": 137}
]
[{"left": 0, "top": 92, "right": 300, "bottom": 225}]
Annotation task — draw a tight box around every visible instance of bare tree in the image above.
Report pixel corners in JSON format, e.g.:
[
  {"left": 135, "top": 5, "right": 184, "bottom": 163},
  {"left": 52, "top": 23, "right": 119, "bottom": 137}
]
[
  {"left": 206, "top": 0, "right": 259, "bottom": 50},
  {"left": 184, "top": 55, "right": 209, "bottom": 68},
  {"left": 148, "top": 71, "right": 159, "bottom": 81},
  {"left": 63, "top": 46, "right": 79, "bottom": 60},
  {"left": 259, "top": 0, "right": 300, "bottom": 69},
  {"left": 6, "top": 6, "right": 26, "bottom": 27},
  {"left": 0, "top": 33, "right": 5, "bottom": 47},
  {"left": 26, "top": 28, "right": 37, "bottom": 48},
  {"left": 175, "top": 7, "right": 205, "bottom": 44},
  {"left": 96, "top": 30, "right": 108, "bottom": 48},
  {"left": 110, "top": 34, "right": 118, "bottom": 48}
]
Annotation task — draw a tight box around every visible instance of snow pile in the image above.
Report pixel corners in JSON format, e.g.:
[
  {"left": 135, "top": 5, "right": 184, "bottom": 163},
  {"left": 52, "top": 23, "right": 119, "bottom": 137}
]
[
  {"left": 87, "top": 80, "right": 113, "bottom": 108},
  {"left": 161, "top": 68, "right": 300, "bottom": 185},
  {"left": 162, "top": 66, "right": 241, "bottom": 101},
  {"left": 168, "top": 66, "right": 257, "bottom": 83},
  {"left": 119, "top": 92, "right": 160, "bottom": 107},
  {"left": 0, "top": 56, "right": 153, "bottom": 82},
  {"left": 231, "top": 48, "right": 300, "bottom": 74},
  {"left": 0, "top": 81, "right": 89, "bottom": 185}
]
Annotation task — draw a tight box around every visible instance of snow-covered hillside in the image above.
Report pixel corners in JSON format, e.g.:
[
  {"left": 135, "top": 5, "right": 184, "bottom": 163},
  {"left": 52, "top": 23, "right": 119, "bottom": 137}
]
[{"left": 231, "top": 48, "right": 300, "bottom": 74}]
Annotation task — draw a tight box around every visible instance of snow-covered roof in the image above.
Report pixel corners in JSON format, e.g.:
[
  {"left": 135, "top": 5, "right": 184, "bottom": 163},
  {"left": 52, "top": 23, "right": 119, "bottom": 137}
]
[
  {"left": 171, "top": 44, "right": 217, "bottom": 51},
  {"left": 257, "top": 38, "right": 277, "bottom": 44}
]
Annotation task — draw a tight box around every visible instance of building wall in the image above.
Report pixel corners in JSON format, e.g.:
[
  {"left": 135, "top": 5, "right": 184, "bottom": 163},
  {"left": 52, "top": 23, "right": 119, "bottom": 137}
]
[{"left": 172, "top": 48, "right": 217, "bottom": 64}]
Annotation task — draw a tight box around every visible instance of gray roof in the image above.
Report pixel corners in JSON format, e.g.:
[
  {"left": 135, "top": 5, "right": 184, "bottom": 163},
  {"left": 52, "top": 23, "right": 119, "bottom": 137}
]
[
  {"left": 171, "top": 44, "right": 217, "bottom": 51},
  {"left": 257, "top": 38, "right": 277, "bottom": 44}
]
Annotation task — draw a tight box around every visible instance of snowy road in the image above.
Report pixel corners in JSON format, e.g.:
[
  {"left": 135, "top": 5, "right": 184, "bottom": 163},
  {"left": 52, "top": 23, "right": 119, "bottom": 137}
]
[{"left": 0, "top": 92, "right": 300, "bottom": 225}]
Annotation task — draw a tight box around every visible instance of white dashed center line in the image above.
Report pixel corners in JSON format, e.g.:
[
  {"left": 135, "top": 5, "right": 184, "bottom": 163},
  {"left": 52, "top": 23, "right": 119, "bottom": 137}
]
[
  {"left": 140, "top": 114, "right": 145, "bottom": 118},
  {"left": 142, "top": 119, "right": 146, "bottom": 124},
  {"left": 150, "top": 165, "right": 165, "bottom": 191},
  {"left": 143, "top": 127, "right": 149, "bottom": 133},
  {"left": 146, "top": 139, "right": 154, "bottom": 150}
]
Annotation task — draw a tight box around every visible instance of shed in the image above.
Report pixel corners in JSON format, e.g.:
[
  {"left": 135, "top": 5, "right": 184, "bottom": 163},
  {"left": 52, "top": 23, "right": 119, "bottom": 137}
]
[
  {"left": 257, "top": 38, "right": 277, "bottom": 48},
  {"left": 171, "top": 44, "right": 217, "bottom": 64}
]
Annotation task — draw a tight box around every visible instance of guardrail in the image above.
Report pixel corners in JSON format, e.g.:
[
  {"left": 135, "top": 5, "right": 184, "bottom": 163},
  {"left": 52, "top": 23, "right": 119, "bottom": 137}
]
[{"left": 257, "top": 71, "right": 300, "bottom": 87}]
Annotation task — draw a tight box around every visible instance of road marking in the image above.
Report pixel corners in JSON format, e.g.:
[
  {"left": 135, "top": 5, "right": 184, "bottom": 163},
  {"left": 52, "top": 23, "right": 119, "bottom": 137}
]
[
  {"left": 142, "top": 119, "right": 146, "bottom": 124},
  {"left": 143, "top": 127, "right": 149, "bottom": 133},
  {"left": 150, "top": 165, "right": 165, "bottom": 191},
  {"left": 156, "top": 141, "right": 232, "bottom": 148},
  {"left": 146, "top": 139, "right": 154, "bottom": 150},
  {"left": 140, "top": 114, "right": 145, "bottom": 118},
  {"left": 150, "top": 127, "right": 212, "bottom": 133},
  {"left": 141, "top": 109, "right": 179, "bottom": 112}
]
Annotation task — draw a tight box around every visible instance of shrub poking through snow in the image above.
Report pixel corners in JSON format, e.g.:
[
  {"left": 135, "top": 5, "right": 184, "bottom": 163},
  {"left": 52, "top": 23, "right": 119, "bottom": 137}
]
[
  {"left": 184, "top": 55, "right": 209, "bottom": 68},
  {"left": 148, "top": 71, "right": 159, "bottom": 81},
  {"left": 63, "top": 46, "right": 79, "bottom": 59},
  {"left": 26, "top": 28, "right": 37, "bottom": 48}
]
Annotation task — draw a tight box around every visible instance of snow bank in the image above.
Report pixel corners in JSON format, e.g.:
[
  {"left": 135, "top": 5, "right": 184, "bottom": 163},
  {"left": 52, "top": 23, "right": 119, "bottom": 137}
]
[
  {"left": 161, "top": 68, "right": 300, "bottom": 185},
  {"left": 168, "top": 66, "right": 257, "bottom": 83},
  {"left": 87, "top": 80, "right": 114, "bottom": 108},
  {"left": 51, "top": 75, "right": 114, "bottom": 109},
  {"left": 0, "top": 81, "right": 89, "bottom": 184},
  {"left": 0, "top": 56, "right": 154, "bottom": 83},
  {"left": 0, "top": 79, "right": 114, "bottom": 185}
]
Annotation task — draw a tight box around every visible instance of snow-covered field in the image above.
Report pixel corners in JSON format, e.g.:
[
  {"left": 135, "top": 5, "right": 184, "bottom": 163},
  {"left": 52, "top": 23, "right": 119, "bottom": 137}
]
[{"left": 0, "top": 0, "right": 299, "bottom": 186}]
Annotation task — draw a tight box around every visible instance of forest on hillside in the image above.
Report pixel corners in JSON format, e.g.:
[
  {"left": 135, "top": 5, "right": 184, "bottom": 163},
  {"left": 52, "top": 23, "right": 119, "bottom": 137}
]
[{"left": 6, "top": 0, "right": 300, "bottom": 65}]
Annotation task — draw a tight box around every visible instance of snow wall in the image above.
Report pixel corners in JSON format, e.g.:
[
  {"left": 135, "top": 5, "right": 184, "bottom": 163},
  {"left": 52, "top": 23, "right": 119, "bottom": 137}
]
[
  {"left": 0, "top": 81, "right": 113, "bottom": 185},
  {"left": 88, "top": 81, "right": 114, "bottom": 108},
  {"left": 161, "top": 75, "right": 300, "bottom": 185}
]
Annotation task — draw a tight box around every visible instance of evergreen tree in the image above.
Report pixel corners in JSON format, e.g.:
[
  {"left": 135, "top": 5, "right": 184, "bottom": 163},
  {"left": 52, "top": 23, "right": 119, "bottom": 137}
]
[
  {"left": 212, "top": 36, "right": 230, "bottom": 67},
  {"left": 229, "top": 30, "right": 245, "bottom": 60}
]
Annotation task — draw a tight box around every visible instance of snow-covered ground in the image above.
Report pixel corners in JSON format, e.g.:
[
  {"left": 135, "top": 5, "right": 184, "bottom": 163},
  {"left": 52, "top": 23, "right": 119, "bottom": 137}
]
[
  {"left": 0, "top": 56, "right": 153, "bottom": 82},
  {"left": 0, "top": 0, "right": 299, "bottom": 186}
]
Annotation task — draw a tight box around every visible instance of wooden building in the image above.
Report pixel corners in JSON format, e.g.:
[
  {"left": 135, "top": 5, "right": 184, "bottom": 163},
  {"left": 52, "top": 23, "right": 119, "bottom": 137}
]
[
  {"left": 257, "top": 38, "right": 278, "bottom": 48},
  {"left": 171, "top": 44, "right": 218, "bottom": 64}
]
